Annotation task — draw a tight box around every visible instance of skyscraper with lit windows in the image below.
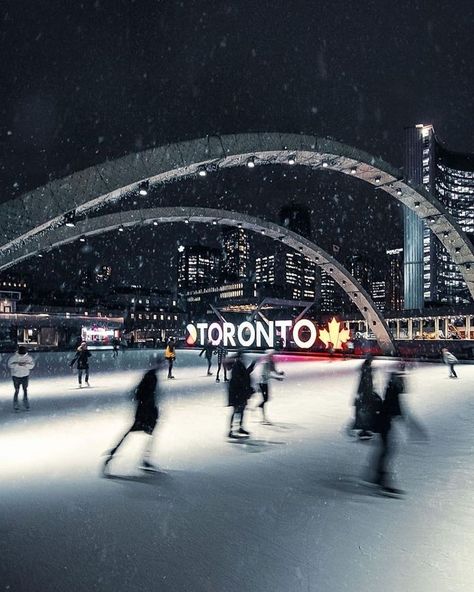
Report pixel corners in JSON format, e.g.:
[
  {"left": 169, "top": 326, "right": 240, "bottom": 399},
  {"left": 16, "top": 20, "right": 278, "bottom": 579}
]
[
  {"left": 177, "top": 245, "right": 220, "bottom": 292},
  {"left": 221, "top": 227, "right": 250, "bottom": 281},
  {"left": 404, "top": 124, "right": 474, "bottom": 307}
]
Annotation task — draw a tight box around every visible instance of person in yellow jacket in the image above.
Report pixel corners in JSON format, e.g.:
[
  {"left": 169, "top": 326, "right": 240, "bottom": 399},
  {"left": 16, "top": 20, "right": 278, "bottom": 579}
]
[{"left": 164, "top": 336, "right": 176, "bottom": 379}]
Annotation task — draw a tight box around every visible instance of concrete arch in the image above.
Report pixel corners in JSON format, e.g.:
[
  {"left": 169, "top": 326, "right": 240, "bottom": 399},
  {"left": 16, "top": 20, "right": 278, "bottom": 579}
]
[
  {"left": 4, "top": 206, "right": 396, "bottom": 353},
  {"left": 1, "top": 133, "right": 473, "bottom": 298}
]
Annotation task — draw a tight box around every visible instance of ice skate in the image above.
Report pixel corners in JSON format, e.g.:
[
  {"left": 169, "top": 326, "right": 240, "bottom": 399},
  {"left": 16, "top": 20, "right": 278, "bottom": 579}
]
[
  {"left": 238, "top": 427, "right": 250, "bottom": 436},
  {"left": 23, "top": 399, "right": 30, "bottom": 411},
  {"left": 215, "top": 377, "right": 220, "bottom": 383},
  {"left": 13, "top": 402, "right": 20, "bottom": 412}
]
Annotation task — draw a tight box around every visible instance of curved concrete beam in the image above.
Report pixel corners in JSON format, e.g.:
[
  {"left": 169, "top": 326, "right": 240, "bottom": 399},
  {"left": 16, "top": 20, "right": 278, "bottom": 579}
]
[
  {"left": 1, "top": 133, "right": 473, "bottom": 295},
  {"left": 2, "top": 206, "right": 396, "bottom": 354}
]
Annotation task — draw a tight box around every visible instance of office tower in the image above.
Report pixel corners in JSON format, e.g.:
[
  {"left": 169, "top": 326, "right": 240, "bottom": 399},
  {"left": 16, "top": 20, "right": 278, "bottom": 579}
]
[
  {"left": 177, "top": 245, "right": 220, "bottom": 291},
  {"left": 385, "top": 248, "right": 404, "bottom": 311},
  {"left": 221, "top": 227, "right": 250, "bottom": 281}
]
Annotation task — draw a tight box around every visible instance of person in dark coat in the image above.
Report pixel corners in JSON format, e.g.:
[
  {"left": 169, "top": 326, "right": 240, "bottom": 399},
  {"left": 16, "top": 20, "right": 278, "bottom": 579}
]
[
  {"left": 368, "top": 363, "right": 405, "bottom": 494},
  {"left": 215, "top": 342, "right": 228, "bottom": 383},
  {"left": 164, "top": 337, "right": 176, "bottom": 379},
  {"left": 353, "top": 354, "right": 374, "bottom": 440},
  {"left": 199, "top": 340, "right": 215, "bottom": 376},
  {"left": 103, "top": 361, "right": 162, "bottom": 473},
  {"left": 225, "top": 351, "right": 256, "bottom": 438},
  {"left": 70, "top": 342, "right": 92, "bottom": 387}
]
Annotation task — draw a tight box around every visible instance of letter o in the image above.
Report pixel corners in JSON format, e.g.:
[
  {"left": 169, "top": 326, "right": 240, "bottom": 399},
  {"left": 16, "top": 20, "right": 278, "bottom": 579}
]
[
  {"left": 208, "top": 322, "right": 223, "bottom": 346},
  {"left": 237, "top": 321, "right": 256, "bottom": 347},
  {"left": 293, "top": 319, "right": 317, "bottom": 349}
]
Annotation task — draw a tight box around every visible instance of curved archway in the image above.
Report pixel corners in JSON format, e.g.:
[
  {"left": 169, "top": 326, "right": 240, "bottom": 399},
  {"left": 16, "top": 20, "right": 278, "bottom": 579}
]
[
  {"left": 1, "top": 133, "right": 473, "bottom": 299},
  {"left": 2, "top": 206, "right": 396, "bottom": 353}
]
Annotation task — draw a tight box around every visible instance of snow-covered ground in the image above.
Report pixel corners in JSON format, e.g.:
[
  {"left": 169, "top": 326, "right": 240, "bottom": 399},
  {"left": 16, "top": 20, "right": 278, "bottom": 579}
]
[{"left": 1, "top": 352, "right": 473, "bottom": 592}]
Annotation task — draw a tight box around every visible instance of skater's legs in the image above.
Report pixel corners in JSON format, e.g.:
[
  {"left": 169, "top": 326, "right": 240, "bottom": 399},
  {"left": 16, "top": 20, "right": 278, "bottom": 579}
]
[
  {"left": 258, "top": 383, "right": 269, "bottom": 418},
  {"left": 12, "top": 377, "right": 20, "bottom": 403},
  {"left": 108, "top": 427, "right": 133, "bottom": 459},
  {"left": 207, "top": 358, "right": 212, "bottom": 374},
  {"left": 216, "top": 362, "right": 221, "bottom": 381},
  {"left": 167, "top": 358, "right": 174, "bottom": 378},
  {"left": 78, "top": 369, "right": 83, "bottom": 385},
  {"left": 449, "top": 363, "right": 458, "bottom": 378},
  {"left": 373, "top": 429, "right": 395, "bottom": 487}
]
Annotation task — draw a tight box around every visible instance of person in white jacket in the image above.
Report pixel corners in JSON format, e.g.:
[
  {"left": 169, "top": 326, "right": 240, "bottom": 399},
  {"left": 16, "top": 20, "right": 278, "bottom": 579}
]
[
  {"left": 8, "top": 345, "right": 35, "bottom": 411},
  {"left": 442, "top": 347, "right": 458, "bottom": 378}
]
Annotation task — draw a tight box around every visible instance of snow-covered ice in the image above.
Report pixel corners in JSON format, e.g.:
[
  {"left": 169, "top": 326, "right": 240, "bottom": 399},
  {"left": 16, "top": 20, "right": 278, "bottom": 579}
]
[{"left": 0, "top": 352, "right": 473, "bottom": 591}]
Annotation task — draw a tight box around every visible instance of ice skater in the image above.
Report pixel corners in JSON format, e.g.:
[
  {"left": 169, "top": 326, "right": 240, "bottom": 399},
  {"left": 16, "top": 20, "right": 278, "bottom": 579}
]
[
  {"left": 112, "top": 337, "right": 120, "bottom": 358},
  {"left": 164, "top": 336, "right": 176, "bottom": 379},
  {"left": 365, "top": 362, "right": 429, "bottom": 495},
  {"left": 353, "top": 354, "right": 375, "bottom": 440},
  {"left": 442, "top": 347, "right": 458, "bottom": 378},
  {"left": 103, "top": 359, "right": 162, "bottom": 474},
  {"left": 215, "top": 342, "right": 228, "bottom": 383},
  {"left": 70, "top": 341, "right": 92, "bottom": 387},
  {"left": 8, "top": 345, "right": 35, "bottom": 411},
  {"left": 257, "top": 349, "right": 284, "bottom": 424},
  {"left": 225, "top": 350, "right": 256, "bottom": 438},
  {"left": 199, "top": 340, "right": 215, "bottom": 375}
]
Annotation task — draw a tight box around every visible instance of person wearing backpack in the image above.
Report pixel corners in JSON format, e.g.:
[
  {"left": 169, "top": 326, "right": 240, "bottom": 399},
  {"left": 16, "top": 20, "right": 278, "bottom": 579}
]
[
  {"left": 164, "top": 336, "right": 176, "bottom": 379},
  {"left": 441, "top": 347, "right": 458, "bottom": 378},
  {"left": 8, "top": 345, "right": 35, "bottom": 411}
]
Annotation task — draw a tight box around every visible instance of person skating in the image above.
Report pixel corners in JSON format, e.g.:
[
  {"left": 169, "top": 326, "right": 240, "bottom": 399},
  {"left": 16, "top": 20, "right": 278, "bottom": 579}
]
[
  {"left": 225, "top": 350, "right": 256, "bottom": 438},
  {"left": 103, "top": 360, "right": 162, "bottom": 474},
  {"left": 70, "top": 342, "right": 92, "bottom": 387},
  {"left": 353, "top": 354, "right": 375, "bottom": 440},
  {"left": 442, "top": 347, "right": 458, "bottom": 378},
  {"left": 199, "top": 340, "right": 215, "bottom": 375},
  {"left": 112, "top": 337, "right": 120, "bottom": 358},
  {"left": 258, "top": 349, "right": 284, "bottom": 424},
  {"left": 8, "top": 345, "right": 35, "bottom": 411},
  {"left": 164, "top": 336, "right": 176, "bottom": 379},
  {"left": 367, "top": 363, "right": 407, "bottom": 495},
  {"left": 215, "top": 342, "right": 228, "bottom": 383}
]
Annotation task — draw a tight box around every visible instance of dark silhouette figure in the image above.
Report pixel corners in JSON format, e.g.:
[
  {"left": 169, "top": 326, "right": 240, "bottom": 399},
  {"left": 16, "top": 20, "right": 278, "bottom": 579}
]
[
  {"left": 199, "top": 341, "right": 215, "bottom": 375},
  {"left": 70, "top": 342, "right": 92, "bottom": 387},
  {"left": 225, "top": 351, "right": 256, "bottom": 438},
  {"left": 164, "top": 337, "right": 176, "bottom": 379},
  {"left": 442, "top": 347, "right": 458, "bottom": 378},
  {"left": 112, "top": 337, "right": 120, "bottom": 358},
  {"left": 368, "top": 364, "right": 406, "bottom": 494},
  {"left": 215, "top": 343, "right": 228, "bottom": 383},
  {"left": 8, "top": 345, "right": 35, "bottom": 411},
  {"left": 258, "top": 349, "right": 284, "bottom": 424},
  {"left": 353, "top": 355, "right": 375, "bottom": 440},
  {"left": 103, "top": 364, "right": 161, "bottom": 473}
]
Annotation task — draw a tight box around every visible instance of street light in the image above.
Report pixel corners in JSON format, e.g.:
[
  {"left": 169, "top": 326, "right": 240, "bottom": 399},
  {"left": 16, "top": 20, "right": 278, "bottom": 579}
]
[
  {"left": 139, "top": 180, "right": 149, "bottom": 196},
  {"left": 65, "top": 211, "right": 76, "bottom": 227},
  {"left": 118, "top": 225, "right": 124, "bottom": 232},
  {"left": 246, "top": 157, "right": 255, "bottom": 168},
  {"left": 79, "top": 235, "right": 86, "bottom": 242},
  {"left": 197, "top": 166, "right": 207, "bottom": 177},
  {"left": 288, "top": 155, "right": 296, "bottom": 165}
]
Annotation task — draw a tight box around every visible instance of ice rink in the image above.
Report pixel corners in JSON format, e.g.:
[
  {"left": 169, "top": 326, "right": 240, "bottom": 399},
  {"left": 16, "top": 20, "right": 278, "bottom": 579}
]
[{"left": 1, "top": 351, "right": 473, "bottom": 591}]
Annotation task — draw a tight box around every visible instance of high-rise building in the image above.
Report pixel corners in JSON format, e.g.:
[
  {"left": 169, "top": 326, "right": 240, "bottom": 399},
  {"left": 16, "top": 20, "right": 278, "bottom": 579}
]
[
  {"left": 95, "top": 265, "right": 112, "bottom": 283},
  {"left": 221, "top": 227, "right": 250, "bottom": 281},
  {"left": 177, "top": 245, "right": 220, "bottom": 292},
  {"left": 371, "top": 280, "right": 386, "bottom": 312},
  {"left": 255, "top": 248, "right": 316, "bottom": 301},
  {"left": 404, "top": 124, "right": 474, "bottom": 307},
  {"left": 346, "top": 254, "right": 374, "bottom": 289},
  {"left": 318, "top": 269, "right": 337, "bottom": 313},
  {"left": 385, "top": 248, "right": 404, "bottom": 311}
]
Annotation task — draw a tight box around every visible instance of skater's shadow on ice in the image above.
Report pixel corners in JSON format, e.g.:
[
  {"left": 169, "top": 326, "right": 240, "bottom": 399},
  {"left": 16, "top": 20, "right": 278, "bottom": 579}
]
[
  {"left": 102, "top": 470, "right": 181, "bottom": 499},
  {"left": 229, "top": 438, "right": 287, "bottom": 453}
]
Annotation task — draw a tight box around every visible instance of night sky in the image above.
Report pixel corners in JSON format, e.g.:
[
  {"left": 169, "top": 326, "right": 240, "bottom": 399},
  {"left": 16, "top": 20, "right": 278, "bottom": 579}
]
[{"left": 1, "top": 1, "right": 473, "bottom": 290}]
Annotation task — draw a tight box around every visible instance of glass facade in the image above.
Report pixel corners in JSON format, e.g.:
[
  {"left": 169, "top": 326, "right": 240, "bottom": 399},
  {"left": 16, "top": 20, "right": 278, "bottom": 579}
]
[
  {"left": 221, "top": 228, "right": 250, "bottom": 281},
  {"left": 177, "top": 245, "right": 220, "bottom": 291}
]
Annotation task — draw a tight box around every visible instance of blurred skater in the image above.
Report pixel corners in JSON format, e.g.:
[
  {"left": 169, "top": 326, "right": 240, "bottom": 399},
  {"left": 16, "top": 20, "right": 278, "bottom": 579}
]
[
  {"left": 70, "top": 342, "right": 92, "bottom": 387},
  {"left": 258, "top": 349, "right": 284, "bottom": 424},
  {"left": 199, "top": 340, "right": 215, "bottom": 376},
  {"left": 442, "top": 347, "right": 458, "bottom": 378},
  {"left": 215, "top": 342, "right": 228, "bottom": 383},
  {"left": 366, "top": 362, "right": 427, "bottom": 495},
  {"left": 164, "top": 336, "right": 176, "bottom": 379},
  {"left": 225, "top": 351, "right": 256, "bottom": 438},
  {"left": 353, "top": 354, "right": 375, "bottom": 440},
  {"left": 112, "top": 337, "right": 120, "bottom": 358},
  {"left": 8, "top": 345, "right": 35, "bottom": 411},
  {"left": 103, "top": 360, "right": 162, "bottom": 473}
]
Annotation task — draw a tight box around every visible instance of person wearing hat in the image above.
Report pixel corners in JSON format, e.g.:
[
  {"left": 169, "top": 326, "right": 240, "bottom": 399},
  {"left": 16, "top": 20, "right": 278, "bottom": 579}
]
[
  {"left": 258, "top": 349, "right": 284, "bottom": 424},
  {"left": 8, "top": 345, "right": 35, "bottom": 411}
]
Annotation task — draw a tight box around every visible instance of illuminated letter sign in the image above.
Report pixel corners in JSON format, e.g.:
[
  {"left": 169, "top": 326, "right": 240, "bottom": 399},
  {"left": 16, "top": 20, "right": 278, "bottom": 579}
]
[{"left": 185, "top": 317, "right": 348, "bottom": 350}]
